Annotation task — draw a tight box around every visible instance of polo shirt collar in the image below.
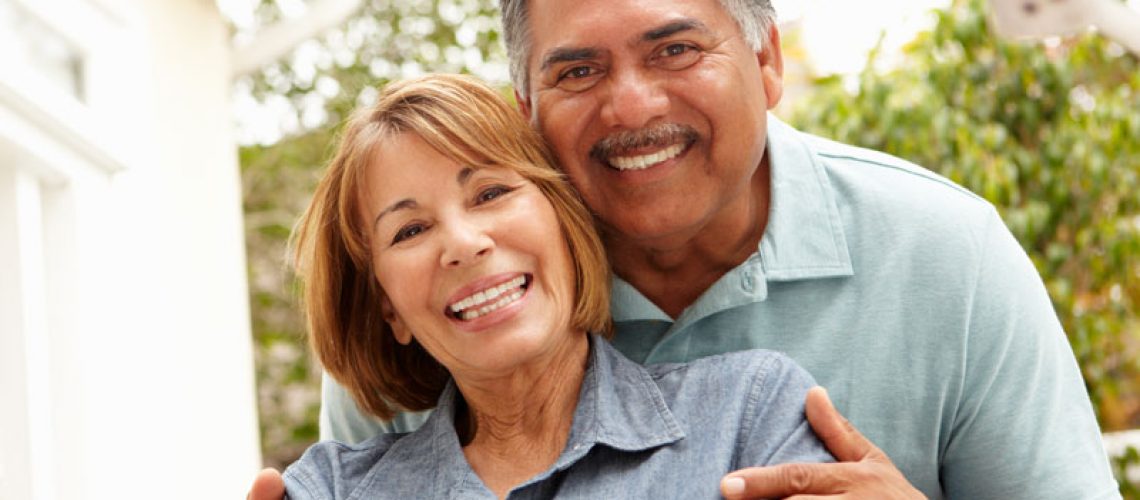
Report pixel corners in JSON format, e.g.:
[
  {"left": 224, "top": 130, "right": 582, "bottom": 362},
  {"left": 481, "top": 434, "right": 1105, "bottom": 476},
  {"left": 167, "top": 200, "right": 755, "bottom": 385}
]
[
  {"left": 760, "top": 115, "right": 853, "bottom": 281},
  {"left": 376, "top": 336, "right": 684, "bottom": 497}
]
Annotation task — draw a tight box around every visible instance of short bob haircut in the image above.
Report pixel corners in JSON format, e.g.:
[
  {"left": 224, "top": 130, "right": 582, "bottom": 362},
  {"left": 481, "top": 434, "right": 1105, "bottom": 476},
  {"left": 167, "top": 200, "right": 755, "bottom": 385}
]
[{"left": 292, "top": 73, "right": 611, "bottom": 421}]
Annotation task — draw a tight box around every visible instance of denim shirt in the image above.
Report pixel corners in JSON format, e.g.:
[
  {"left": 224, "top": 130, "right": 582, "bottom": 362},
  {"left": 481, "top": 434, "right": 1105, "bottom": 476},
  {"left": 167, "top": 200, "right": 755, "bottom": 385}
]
[{"left": 285, "top": 336, "right": 831, "bottom": 499}]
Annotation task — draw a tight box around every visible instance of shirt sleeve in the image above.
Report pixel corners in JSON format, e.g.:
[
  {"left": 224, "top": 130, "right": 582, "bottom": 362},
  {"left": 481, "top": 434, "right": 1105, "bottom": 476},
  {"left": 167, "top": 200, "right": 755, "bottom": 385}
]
[
  {"left": 940, "top": 208, "right": 1119, "bottom": 499},
  {"left": 319, "top": 372, "right": 434, "bottom": 442},
  {"left": 736, "top": 352, "right": 835, "bottom": 467}
]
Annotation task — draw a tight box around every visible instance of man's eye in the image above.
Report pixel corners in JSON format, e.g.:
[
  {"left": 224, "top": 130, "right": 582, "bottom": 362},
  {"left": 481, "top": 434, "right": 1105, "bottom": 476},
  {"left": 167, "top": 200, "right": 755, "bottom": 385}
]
[
  {"left": 393, "top": 223, "right": 426, "bottom": 244},
  {"left": 559, "top": 66, "right": 594, "bottom": 81},
  {"left": 662, "top": 44, "right": 689, "bottom": 57},
  {"left": 654, "top": 43, "right": 700, "bottom": 70},
  {"left": 476, "top": 185, "right": 512, "bottom": 204},
  {"left": 555, "top": 65, "right": 603, "bottom": 91}
]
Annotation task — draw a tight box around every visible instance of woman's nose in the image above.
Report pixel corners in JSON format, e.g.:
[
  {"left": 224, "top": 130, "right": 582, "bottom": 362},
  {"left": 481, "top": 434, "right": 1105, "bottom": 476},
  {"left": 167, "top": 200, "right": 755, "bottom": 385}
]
[{"left": 439, "top": 219, "right": 494, "bottom": 268}]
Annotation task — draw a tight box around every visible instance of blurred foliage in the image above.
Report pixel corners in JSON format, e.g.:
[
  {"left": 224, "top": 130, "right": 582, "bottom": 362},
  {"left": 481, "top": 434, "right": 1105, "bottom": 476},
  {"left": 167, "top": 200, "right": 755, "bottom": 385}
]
[
  {"left": 787, "top": 0, "right": 1139, "bottom": 493},
  {"left": 237, "top": 0, "right": 506, "bottom": 469},
  {"left": 1117, "top": 445, "right": 1140, "bottom": 498},
  {"left": 238, "top": 0, "right": 1140, "bottom": 491}
]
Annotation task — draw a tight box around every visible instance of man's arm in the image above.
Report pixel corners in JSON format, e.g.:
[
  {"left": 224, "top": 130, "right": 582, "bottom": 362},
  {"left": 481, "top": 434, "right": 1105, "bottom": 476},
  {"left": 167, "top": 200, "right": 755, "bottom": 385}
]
[
  {"left": 931, "top": 209, "right": 1117, "bottom": 498},
  {"left": 319, "top": 372, "right": 433, "bottom": 441},
  {"left": 722, "top": 208, "right": 1118, "bottom": 499}
]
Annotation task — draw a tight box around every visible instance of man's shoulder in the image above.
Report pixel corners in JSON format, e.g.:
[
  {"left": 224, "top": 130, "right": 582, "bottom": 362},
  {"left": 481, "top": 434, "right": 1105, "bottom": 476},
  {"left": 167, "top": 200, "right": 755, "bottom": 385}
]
[
  {"left": 802, "top": 131, "right": 987, "bottom": 210},
  {"left": 779, "top": 125, "right": 1002, "bottom": 252}
]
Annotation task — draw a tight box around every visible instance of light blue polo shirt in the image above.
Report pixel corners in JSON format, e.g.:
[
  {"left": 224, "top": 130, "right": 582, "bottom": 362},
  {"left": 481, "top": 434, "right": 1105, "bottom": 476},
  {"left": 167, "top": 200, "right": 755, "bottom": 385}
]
[{"left": 317, "top": 116, "right": 1118, "bottom": 499}]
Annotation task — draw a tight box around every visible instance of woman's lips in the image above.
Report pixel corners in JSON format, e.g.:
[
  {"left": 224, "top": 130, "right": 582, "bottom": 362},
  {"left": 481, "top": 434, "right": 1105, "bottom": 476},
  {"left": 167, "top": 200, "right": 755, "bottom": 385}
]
[{"left": 445, "top": 274, "right": 531, "bottom": 321}]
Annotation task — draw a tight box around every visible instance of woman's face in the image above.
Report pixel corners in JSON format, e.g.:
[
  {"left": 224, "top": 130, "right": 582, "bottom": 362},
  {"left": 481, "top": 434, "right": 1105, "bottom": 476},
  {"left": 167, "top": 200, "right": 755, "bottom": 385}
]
[{"left": 362, "top": 133, "right": 580, "bottom": 380}]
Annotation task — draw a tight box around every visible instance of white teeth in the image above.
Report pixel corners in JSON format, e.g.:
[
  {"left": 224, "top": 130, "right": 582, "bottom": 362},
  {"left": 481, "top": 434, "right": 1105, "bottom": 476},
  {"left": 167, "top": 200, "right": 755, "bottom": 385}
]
[
  {"left": 450, "top": 275, "right": 527, "bottom": 319},
  {"left": 460, "top": 290, "right": 524, "bottom": 321},
  {"left": 609, "top": 143, "right": 685, "bottom": 171}
]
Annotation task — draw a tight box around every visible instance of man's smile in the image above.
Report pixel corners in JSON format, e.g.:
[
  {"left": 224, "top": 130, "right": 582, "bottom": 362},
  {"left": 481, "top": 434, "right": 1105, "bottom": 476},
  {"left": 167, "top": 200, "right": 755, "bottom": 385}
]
[
  {"left": 589, "top": 122, "right": 700, "bottom": 171},
  {"left": 608, "top": 142, "right": 688, "bottom": 171}
]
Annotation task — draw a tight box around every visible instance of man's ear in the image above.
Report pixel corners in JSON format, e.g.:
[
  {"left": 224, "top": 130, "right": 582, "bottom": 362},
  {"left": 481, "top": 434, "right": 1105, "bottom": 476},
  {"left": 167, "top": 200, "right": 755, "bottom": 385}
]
[
  {"left": 757, "top": 24, "right": 785, "bottom": 110},
  {"left": 515, "top": 89, "right": 534, "bottom": 121},
  {"left": 381, "top": 295, "right": 412, "bottom": 345}
]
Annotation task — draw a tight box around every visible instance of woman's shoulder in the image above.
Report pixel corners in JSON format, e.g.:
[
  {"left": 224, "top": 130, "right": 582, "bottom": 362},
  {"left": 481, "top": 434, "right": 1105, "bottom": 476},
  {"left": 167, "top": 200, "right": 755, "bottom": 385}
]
[
  {"left": 644, "top": 349, "right": 817, "bottom": 421},
  {"left": 282, "top": 433, "right": 408, "bottom": 499},
  {"left": 646, "top": 349, "right": 813, "bottom": 389}
]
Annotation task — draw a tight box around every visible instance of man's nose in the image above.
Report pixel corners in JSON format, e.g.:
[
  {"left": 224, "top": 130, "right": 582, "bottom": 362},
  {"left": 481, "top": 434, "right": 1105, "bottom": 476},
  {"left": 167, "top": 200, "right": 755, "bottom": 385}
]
[
  {"left": 439, "top": 218, "right": 494, "bottom": 268},
  {"left": 600, "top": 68, "right": 669, "bottom": 130}
]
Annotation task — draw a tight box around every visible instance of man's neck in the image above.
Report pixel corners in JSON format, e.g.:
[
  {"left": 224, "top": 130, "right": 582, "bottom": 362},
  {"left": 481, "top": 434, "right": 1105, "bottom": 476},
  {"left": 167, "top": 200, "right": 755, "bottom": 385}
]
[{"left": 606, "top": 160, "right": 770, "bottom": 318}]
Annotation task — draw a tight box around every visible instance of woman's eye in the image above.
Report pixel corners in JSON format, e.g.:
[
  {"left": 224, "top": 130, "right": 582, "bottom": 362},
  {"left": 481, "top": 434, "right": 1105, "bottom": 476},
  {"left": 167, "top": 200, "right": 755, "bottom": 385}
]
[
  {"left": 392, "top": 223, "right": 426, "bottom": 244},
  {"left": 476, "top": 185, "right": 512, "bottom": 204}
]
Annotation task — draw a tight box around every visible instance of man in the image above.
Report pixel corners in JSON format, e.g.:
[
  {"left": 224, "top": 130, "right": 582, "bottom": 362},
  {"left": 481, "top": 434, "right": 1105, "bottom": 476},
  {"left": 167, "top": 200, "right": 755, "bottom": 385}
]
[{"left": 251, "top": 0, "right": 1119, "bottom": 497}]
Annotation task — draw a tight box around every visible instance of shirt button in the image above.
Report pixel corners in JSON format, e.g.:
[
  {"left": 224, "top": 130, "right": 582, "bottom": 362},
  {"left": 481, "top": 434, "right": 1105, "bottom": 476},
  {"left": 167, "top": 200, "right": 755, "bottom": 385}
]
[{"left": 741, "top": 271, "right": 754, "bottom": 291}]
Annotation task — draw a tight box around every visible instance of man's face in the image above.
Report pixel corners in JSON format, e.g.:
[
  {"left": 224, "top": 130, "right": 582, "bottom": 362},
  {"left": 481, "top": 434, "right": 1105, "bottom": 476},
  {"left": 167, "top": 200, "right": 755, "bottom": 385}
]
[{"left": 519, "top": 0, "right": 783, "bottom": 244}]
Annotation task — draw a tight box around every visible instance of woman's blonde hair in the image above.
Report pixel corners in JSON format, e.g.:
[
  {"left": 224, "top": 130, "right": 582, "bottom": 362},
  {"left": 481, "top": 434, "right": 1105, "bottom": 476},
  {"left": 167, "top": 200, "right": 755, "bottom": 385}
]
[{"left": 292, "top": 73, "right": 611, "bottom": 420}]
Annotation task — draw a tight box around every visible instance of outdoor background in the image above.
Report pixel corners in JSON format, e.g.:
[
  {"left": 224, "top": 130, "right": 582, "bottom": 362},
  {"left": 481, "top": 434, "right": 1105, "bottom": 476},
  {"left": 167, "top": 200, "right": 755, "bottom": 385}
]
[{"left": 228, "top": 0, "right": 1140, "bottom": 493}]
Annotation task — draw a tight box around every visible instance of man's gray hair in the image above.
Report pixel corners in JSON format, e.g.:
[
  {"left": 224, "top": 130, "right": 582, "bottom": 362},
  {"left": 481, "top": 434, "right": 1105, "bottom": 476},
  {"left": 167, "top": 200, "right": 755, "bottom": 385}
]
[{"left": 500, "top": 0, "right": 776, "bottom": 97}]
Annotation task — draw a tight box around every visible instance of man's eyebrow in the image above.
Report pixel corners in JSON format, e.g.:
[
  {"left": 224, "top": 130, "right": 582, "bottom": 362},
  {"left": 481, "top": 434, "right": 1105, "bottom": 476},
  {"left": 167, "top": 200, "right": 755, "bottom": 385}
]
[
  {"left": 642, "top": 19, "right": 711, "bottom": 42},
  {"left": 539, "top": 47, "right": 600, "bottom": 72}
]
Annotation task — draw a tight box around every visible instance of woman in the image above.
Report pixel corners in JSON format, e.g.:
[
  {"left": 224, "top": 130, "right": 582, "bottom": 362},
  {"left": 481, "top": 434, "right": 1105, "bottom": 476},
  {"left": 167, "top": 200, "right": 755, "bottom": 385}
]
[{"left": 285, "top": 74, "right": 831, "bottom": 499}]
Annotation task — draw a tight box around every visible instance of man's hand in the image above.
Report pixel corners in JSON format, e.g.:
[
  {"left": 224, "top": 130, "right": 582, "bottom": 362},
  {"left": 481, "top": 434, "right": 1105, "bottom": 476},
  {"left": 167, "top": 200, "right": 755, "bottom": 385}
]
[
  {"left": 246, "top": 468, "right": 285, "bottom": 500},
  {"left": 719, "top": 387, "right": 926, "bottom": 499}
]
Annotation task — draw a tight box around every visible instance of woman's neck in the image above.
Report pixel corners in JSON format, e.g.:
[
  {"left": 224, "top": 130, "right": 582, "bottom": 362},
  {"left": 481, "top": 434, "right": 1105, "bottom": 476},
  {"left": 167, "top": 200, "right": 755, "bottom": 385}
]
[{"left": 454, "top": 333, "right": 589, "bottom": 499}]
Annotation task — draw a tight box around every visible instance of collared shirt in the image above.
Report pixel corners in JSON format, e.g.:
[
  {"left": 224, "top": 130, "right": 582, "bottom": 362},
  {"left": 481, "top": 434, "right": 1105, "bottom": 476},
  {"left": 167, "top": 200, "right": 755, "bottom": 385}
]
[
  {"left": 319, "top": 116, "right": 1119, "bottom": 499},
  {"left": 287, "top": 336, "right": 831, "bottom": 499}
]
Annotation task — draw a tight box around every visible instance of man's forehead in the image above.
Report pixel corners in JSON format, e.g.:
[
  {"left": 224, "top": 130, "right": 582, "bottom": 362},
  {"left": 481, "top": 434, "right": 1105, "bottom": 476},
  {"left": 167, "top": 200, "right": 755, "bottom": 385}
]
[
  {"left": 536, "top": 18, "right": 713, "bottom": 71},
  {"left": 540, "top": 20, "right": 724, "bottom": 72}
]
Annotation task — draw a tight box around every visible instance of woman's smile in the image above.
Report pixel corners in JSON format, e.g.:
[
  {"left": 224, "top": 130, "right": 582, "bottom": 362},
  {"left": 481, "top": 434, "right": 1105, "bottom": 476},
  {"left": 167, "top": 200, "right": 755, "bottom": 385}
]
[
  {"left": 364, "top": 132, "right": 580, "bottom": 377},
  {"left": 446, "top": 273, "right": 531, "bottom": 322}
]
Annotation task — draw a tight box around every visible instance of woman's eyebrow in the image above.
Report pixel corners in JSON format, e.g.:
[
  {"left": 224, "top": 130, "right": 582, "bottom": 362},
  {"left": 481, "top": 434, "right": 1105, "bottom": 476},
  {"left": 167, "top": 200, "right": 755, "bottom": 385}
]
[
  {"left": 373, "top": 199, "right": 417, "bottom": 230},
  {"left": 457, "top": 166, "right": 474, "bottom": 185},
  {"left": 373, "top": 167, "right": 475, "bottom": 230}
]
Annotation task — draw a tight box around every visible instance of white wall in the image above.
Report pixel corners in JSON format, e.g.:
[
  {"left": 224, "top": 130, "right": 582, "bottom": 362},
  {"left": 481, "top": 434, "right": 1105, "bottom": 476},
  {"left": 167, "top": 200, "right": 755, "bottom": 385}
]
[{"left": 0, "top": 0, "right": 261, "bottom": 498}]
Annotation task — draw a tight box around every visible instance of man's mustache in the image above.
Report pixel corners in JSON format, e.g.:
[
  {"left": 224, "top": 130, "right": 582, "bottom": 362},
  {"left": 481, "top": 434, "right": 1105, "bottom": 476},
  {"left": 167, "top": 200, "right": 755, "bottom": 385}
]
[{"left": 589, "top": 123, "right": 699, "bottom": 162}]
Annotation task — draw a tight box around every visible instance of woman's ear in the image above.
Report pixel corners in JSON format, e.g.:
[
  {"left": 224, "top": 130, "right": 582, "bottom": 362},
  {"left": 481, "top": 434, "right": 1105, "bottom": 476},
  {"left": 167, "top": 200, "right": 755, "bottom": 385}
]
[{"left": 381, "top": 295, "right": 413, "bottom": 345}]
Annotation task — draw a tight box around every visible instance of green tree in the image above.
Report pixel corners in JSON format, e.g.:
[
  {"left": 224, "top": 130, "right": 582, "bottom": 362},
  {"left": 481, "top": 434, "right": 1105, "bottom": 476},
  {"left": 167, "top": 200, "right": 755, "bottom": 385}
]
[{"left": 787, "top": 0, "right": 1140, "bottom": 493}]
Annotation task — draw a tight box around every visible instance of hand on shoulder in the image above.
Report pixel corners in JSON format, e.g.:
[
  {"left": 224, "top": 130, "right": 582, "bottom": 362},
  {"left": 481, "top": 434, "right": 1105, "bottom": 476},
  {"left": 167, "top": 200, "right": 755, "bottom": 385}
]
[{"left": 721, "top": 387, "right": 926, "bottom": 499}]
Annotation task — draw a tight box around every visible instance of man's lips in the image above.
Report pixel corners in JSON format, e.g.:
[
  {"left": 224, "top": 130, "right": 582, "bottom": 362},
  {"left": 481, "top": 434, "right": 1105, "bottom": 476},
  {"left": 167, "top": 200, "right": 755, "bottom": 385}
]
[
  {"left": 607, "top": 142, "right": 688, "bottom": 171},
  {"left": 589, "top": 123, "right": 700, "bottom": 171}
]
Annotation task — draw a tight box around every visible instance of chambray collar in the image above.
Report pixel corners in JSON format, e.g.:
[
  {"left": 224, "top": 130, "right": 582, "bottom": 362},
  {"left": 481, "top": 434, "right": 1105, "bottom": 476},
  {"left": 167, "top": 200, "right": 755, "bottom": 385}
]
[
  {"left": 356, "top": 335, "right": 685, "bottom": 498},
  {"left": 611, "top": 115, "right": 853, "bottom": 323}
]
